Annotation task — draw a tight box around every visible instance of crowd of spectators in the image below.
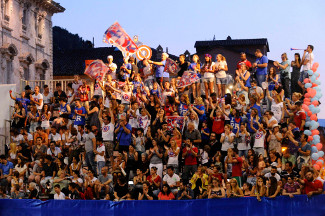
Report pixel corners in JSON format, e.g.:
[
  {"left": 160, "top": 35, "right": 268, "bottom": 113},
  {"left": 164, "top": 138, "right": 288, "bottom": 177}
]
[{"left": 0, "top": 45, "right": 324, "bottom": 201}]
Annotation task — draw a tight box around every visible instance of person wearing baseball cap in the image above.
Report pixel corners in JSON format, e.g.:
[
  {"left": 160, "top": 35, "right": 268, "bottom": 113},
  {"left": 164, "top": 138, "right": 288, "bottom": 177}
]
[{"left": 107, "top": 55, "right": 117, "bottom": 80}]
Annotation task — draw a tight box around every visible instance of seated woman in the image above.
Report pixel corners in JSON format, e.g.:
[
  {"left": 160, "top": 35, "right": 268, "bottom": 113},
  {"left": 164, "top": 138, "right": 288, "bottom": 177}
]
[
  {"left": 227, "top": 178, "right": 244, "bottom": 198},
  {"left": 250, "top": 177, "right": 266, "bottom": 201},
  {"left": 242, "top": 182, "right": 252, "bottom": 197},
  {"left": 190, "top": 166, "right": 209, "bottom": 198},
  {"left": 208, "top": 178, "right": 225, "bottom": 199},
  {"left": 266, "top": 176, "right": 281, "bottom": 198},
  {"left": 158, "top": 184, "right": 175, "bottom": 200}
]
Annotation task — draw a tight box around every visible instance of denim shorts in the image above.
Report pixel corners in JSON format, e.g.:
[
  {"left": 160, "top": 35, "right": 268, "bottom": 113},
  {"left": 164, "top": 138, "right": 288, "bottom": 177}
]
[
  {"left": 203, "top": 77, "right": 215, "bottom": 83},
  {"left": 299, "top": 70, "right": 309, "bottom": 83},
  {"left": 216, "top": 77, "right": 227, "bottom": 84}
]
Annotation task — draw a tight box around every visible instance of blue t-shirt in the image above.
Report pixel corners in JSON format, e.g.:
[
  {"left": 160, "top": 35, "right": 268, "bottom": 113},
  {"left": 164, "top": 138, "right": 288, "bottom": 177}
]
[
  {"left": 132, "top": 81, "right": 143, "bottom": 94},
  {"left": 150, "top": 89, "right": 160, "bottom": 98},
  {"left": 117, "top": 123, "right": 132, "bottom": 146},
  {"left": 255, "top": 55, "right": 268, "bottom": 75},
  {"left": 229, "top": 114, "right": 242, "bottom": 134},
  {"left": 195, "top": 104, "right": 206, "bottom": 121},
  {"left": 155, "top": 60, "right": 166, "bottom": 78},
  {"left": 0, "top": 161, "right": 14, "bottom": 175},
  {"left": 16, "top": 98, "right": 30, "bottom": 111},
  {"left": 246, "top": 113, "right": 261, "bottom": 133},
  {"left": 201, "top": 127, "right": 210, "bottom": 141},
  {"left": 248, "top": 104, "right": 262, "bottom": 117},
  {"left": 179, "top": 102, "right": 189, "bottom": 116},
  {"left": 123, "top": 63, "right": 132, "bottom": 80},
  {"left": 74, "top": 106, "right": 86, "bottom": 126}
]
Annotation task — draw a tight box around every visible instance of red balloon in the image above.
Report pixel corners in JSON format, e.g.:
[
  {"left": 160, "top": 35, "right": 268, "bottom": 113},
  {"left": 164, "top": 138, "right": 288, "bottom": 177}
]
[
  {"left": 307, "top": 88, "right": 311, "bottom": 93},
  {"left": 316, "top": 143, "right": 323, "bottom": 150},
  {"left": 316, "top": 161, "right": 323, "bottom": 167},
  {"left": 304, "top": 98, "right": 311, "bottom": 102},
  {"left": 307, "top": 111, "right": 312, "bottom": 116},
  {"left": 310, "top": 89, "right": 317, "bottom": 98},
  {"left": 307, "top": 136, "right": 313, "bottom": 142},
  {"left": 314, "top": 164, "right": 321, "bottom": 170},
  {"left": 312, "top": 62, "right": 319, "bottom": 72},
  {"left": 311, "top": 101, "right": 319, "bottom": 106},
  {"left": 305, "top": 93, "right": 310, "bottom": 98},
  {"left": 305, "top": 101, "right": 311, "bottom": 106},
  {"left": 310, "top": 114, "right": 318, "bottom": 121},
  {"left": 312, "top": 83, "right": 318, "bottom": 87},
  {"left": 304, "top": 78, "right": 310, "bottom": 83},
  {"left": 312, "top": 130, "right": 320, "bottom": 135},
  {"left": 302, "top": 104, "right": 309, "bottom": 111},
  {"left": 319, "top": 158, "right": 324, "bottom": 161}
]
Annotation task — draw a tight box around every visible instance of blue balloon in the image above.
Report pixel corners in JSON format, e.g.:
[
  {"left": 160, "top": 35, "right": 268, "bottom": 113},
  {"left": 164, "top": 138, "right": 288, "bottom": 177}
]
[
  {"left": 314, "top": 86, "right": 321, "bottom": 91},
  {"left": 305, "top": 121, "right": 311, "bottom": 127},
  {"left": 312, "top": 153, "right": 319, "bottom": 160},
  {"left": 319, "top": 151, "right": 324, "bottom": 157},
  {"left": 304, "top": 130, "right": 312, "bottom": 136},
  {"left": 311, "top": 140, "right": 318, "bottom": 145},
  {"left": 308, "top": 70, "right": 314, "bottom": 76},
  {"left": 314, "top": 72, "right": 320, "bottom": 77},
  {"left": 313, "top": 135, "right": 320, "bottom": 140},
  {"left": 310, "top": 76, "right": 316, "bottom": 83},
  {"left": 311, "top": 146, "right": 318, "bottom": 153},
  {"left": 315, "top": 80, "right": 321, "bottom": 85},
  {"left": 311, "top": 97, "right": 318, "bottom": 102},
  {"left": 305, "top": 83, "right": 312, "bottom": 88}
]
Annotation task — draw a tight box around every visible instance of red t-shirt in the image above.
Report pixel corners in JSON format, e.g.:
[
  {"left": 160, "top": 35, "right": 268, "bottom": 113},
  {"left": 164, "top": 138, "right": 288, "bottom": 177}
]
[
  {"left": 212, "top": 116, "right": 225, "bottom": 134},
  {"left": 147, "top": 175, "right": 161, "bottom": 185},
  {"left": 303, "top": 179, "right": 323, "bottom": 194},
  {"left": 78, "top": 85, "right": 90, "bottom": 102},
  {"left": 294, "top": 110, "right": 306, "bottom": 131},
  {"left": 183, "top": 146, "right": 198, "bottom": 166},
  {"left": 237, "top": 60, "right": 252, "bottom": 69},
  {"left": 232, "top": 157, "right": 243, "bottom": 177},
  {"left": 158, "top": 192, "right": 175, "bottom": 200}
]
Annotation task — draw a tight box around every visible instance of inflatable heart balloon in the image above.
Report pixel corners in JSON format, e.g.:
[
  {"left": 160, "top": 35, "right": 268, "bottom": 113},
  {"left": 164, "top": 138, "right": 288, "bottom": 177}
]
[{"left": 312, "top": 62, "right": 319, "bottom": 72}]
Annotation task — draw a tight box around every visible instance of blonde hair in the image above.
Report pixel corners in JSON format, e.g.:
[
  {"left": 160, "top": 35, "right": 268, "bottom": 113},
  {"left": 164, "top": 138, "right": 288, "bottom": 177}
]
[
  {"left": 293, "top": 92, "right": 302, "bottom": 100},
  {"left": 217, "top": 54, "right": 226, "bottom": 62},
  {"left": 182, "top": 94, "right": 190, "bottom": 105},
  {"left": 9, "top": 143, "right": 17, "bottom": 153},
  {"left": 276, "top": 94, "right": 283, "bottom": 103},
  {"left": 231, "top": 178, "right": 240, "bottom": 193},
  {"left": 225, "top": 124, "right": 233, "bottom": 131},
  {"left": 195, "top": 97, "right": 204, "bottom": 105}
]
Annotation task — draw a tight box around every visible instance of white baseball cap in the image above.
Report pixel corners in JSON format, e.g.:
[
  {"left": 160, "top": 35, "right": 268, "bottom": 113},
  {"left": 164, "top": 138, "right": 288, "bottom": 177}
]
[{"left": 107, "top": 55, "right": 113, "bottom": 59}]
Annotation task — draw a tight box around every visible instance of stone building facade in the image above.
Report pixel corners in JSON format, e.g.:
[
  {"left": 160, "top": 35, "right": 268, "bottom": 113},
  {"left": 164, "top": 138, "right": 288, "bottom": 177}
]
[{"left": 0, "top": 0, "right": 64, "bottom": 91}]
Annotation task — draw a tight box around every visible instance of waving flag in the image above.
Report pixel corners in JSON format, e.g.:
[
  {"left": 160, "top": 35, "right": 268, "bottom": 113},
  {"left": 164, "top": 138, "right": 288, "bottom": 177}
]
[
  {"left": 166, "top": 116, "right": 185, "bottom": 133},
  {"left": 164, "top": 58, "right": 180, "bottom": 74},
  {"left": 103, "top": 22, "right": 138, "bottom": 57},
  {"left": 84, "top": 60, "right": 109, "bottom": 81},
  {"left": 177, "top": 71, "right": 200, "bottom": 88}
]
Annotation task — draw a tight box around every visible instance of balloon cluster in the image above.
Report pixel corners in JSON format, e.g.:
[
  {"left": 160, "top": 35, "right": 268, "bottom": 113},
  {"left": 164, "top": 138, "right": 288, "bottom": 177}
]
[{"left": 302, "top": 62, "right": 324, "bottom": 170}]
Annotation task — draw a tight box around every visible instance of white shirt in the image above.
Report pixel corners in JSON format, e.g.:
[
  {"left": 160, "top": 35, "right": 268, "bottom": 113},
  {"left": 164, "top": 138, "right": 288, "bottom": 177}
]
[
  {"left": 128, "top": 109, "right": 139, "bottom": 128},
  {"left": 237, "top": 133, "right": 250, "bottom": 151},
  {"left": 102, "top": 122, "right": 114, "bottom": 141},
  {"left": 33, "top": 93, "right": 43, "bottom": 110},
  {"left": 254, "top": 130, "right": 265, "bottom": 148},
  {"left": 47, "top": 147, "right": 61, "bottom": 157},
  {"left": 215, "top": 61, "right": 227, "bottom": 78},
  {"left": 96, "top": 145, "right": 105, "bottom": 162},
  {"left": 137, "top": 115, "right": 150, "bottom": 134},
  {"left": 42, "top": 92, "right": 53, "bottom": 104},
  {"left": 271, "top": 100, "right": 283, "bottom": 123},
  {"left": 163, "top": 173, "right": 180, "bottom": 187},
  {"left": 108, "top": 63, "right": 118, "bottom": 80},
  {"left": 203, "top": 62, "right": 215, "bottom": 78},
  {"left": 49, "top": 133, "right": 61, "bottom": 142},
  {"left": 167, "top": 147, "right": 180, "bottom": 165},
  {"left": 72, "top": 81, "right": 82, "bottom": 94},
  {"left": 221, "top": 132, "right": 235, "bottom": 151},
  {"left": 302, "top": 52, "right": 314, "bottom": 71},
  {"left": 121, "top": 91, "right": 131, "bottom": 104},
  {"left": 54, "top": 192, "right": 65, "bottom": 200}
]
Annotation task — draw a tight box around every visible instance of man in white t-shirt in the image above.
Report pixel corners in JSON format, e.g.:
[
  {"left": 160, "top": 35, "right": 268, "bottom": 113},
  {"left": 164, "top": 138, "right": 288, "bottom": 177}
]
[
  {"left": 94, "top": 138, "right": 105, "bottom": 175},
  {"left": 251, "top": 122, "right": 266, "bottom": 156},
  {"left": 163, "top": 166, "right": 180, "bottom": 194},
  {"left": 54, "top": 184, "right": 65, "bottom": 200},
  {"left": 107, "top": 55, "right": 117, "bottom": 80},
  {"left": 298, "top": 45, "right": 314, "bottom": 89},
  {"left": 42, "top": 85, "right": 54, "bottom": 105},
  {"left": 101, "top": 108, "right": 115, "bottom": 165},
  {"left": 30, "top": 86, "right": 43, "bottom": 110}
]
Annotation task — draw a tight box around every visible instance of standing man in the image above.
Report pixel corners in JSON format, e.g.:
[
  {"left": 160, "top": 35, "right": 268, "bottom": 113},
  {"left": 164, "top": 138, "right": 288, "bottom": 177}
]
[
  {"left": 114, "top": 115, "right": 132, "bottom": 152},
  {"left": 149, "top": 52, "right": 169, "bottom": 86},
  {"left": 182, "top": 139, "right": 198, "bottom": 183},
  {"left": 30, "top": 86, "right": 43, "bottom": 111},
  {"left": 236, "top": 52, "right": 252, "bottom": 71},
  {"left": 298, "top": 45, "right": 314, "bottom": 91},
  {"left": 252, "top": 49, "right": 268, "bottom": 87},
  {"left": 274, "top": 53, "right": 291, "bottom": 99},
  {"left": 107, "top": 55, "right": 118, "bottom": 80}
]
